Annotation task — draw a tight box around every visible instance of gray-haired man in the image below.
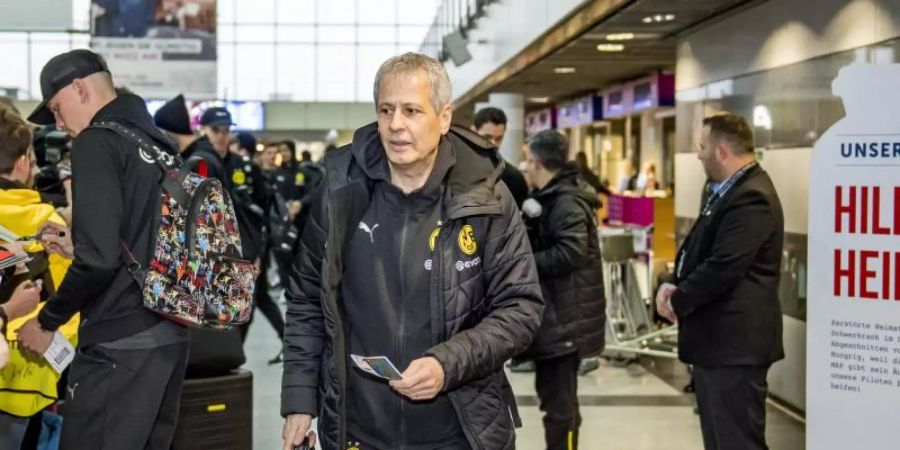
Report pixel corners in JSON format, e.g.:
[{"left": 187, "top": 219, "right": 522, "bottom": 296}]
[{"left": 281, "top": 52, "right": 544, "bottom": 450}]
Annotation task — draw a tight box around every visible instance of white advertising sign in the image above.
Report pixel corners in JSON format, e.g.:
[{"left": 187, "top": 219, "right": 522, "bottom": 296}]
[
  {"left": 807, "top": 63, "right": 900, "bottom": 449},
  {"left": 90, "top": 0, "right": 217, "bottom": 98}
]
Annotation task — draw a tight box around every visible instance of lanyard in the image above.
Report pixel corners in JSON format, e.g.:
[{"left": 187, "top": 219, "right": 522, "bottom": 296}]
[
  {"left": 700, "top": 162, "right": 757, "bottom": 217},
  {"left": 677, "top": 162, "right": 757, "bottom": 278}
]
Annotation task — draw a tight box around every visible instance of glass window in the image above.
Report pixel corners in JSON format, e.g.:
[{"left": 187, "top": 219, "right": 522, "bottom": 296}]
[
  {"left": 234, "top": 43, "right": 275, "bottom": 100},
  {"left": 217, "top": 43, "right": 235, "bottom": 99},
  {"left": 275, "top": 44, "right": 316, "bottom": 101},
  {"left": 71, "top": 33, "right": 91, "bottom": 50},
  {"left": 316, "top": 0, "right": 357, "bottom": 25},
  {"left": 235, "top": 0, "right": 275, "bottom": 24},
  {"left": 275, "top": 25, "right": 316, "bottom": 44},
  {"left": 30, "top": 38, "right": 71, "bottom": 98},
  {"left": 358, "top": 0, "right": 397, "bottom": 25},
  {"left": 234, "top": 25, "right": 274, "bottom": 43},
  {"left": 317, "top": 44, "right": 356, "bottom": 101},
  {"left": 397, "top": 0, "right": 438, "bottom": 24},
  {"left": 5, "top": 0, "right": 443, "bottom": 102},
  {"left": 357, "top": 44, "right": 398, "bottom": 103},
  {"left": 218, "top": 0, "right": 236, "bottom": 24},
  {"left": 318, "top": 25, "right": 357, "bottom": 45},
  {"left": 358, "top": 25, "right": 397, "bottom": 45},
  {"left": 72, "top": 0, "right": 92, "bottom": 31},
  {"left": 398, "top": 25, "right": 430, "bottom": 46},
  {"left": 219, "top": 24, "right": 236, "bottom": 42},
  {"left": 0, "top": 34, "right": 29, "bottom": 97},
  {"left": 275, "top": 0, "right": 315, "bottom": 24}
]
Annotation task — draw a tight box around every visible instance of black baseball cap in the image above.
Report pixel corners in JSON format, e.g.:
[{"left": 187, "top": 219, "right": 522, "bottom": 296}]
[
  {"left": 28, "top": 49, "right": 111, "bottom": 125},
  {"left": 200, "top": 107, "right": 234, "bottom": 127}
]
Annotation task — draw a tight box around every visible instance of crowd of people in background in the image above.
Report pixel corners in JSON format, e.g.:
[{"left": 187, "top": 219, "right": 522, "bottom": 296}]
[{"left": 0, "top": 48, "right": 783, "bottom": 450}]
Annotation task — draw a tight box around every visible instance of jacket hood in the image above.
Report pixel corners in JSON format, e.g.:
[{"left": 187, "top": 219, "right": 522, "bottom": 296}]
[
  {"left": 90, "top": 93, "right": 175, "bottom": 151},
  {"left": 535, "top": 163, "right": 600, "bottom": 209},
  {"left": 344, "top": 122, "right": 505, "bottom": 218}
]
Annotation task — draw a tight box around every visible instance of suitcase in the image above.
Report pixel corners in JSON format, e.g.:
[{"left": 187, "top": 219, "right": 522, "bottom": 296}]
[{"left": 172, "top": 369, "right": 253, "bottom": 450}]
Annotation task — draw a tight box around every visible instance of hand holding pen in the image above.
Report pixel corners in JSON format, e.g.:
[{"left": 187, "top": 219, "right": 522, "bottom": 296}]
[{"left": 37, "top": 222, "right": 73, "bottom": 259}]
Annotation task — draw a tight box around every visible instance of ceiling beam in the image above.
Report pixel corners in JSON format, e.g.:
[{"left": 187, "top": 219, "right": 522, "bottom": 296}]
[{"left": 453, "top": 0, "right": 634, "bottom": 111}]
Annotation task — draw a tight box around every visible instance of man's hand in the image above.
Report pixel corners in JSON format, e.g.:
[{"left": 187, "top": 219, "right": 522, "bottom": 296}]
[
  {"left": 4, "top": 280, "right": 41, "bottom": 319},
  {"left": 390, "top": 356, "right": 445, "bottom": 401},
  {"left": 655, "top": 282, "right": 678, "bottom": 323},
  {"left": 16, "top": 318, "right": 54, "bottom": 355},
  {"left": 39, "top": 221, "right": 73, "bottom": 259},
  {"left": 282, "top": 414, "right": 316, "bottom": 450},
  {"left": 288, "top": 201, "right": 302, "bottom": 220}
]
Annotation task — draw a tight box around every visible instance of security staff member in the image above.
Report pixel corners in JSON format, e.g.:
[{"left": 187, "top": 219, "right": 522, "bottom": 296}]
[
  {"left": 226, "top": 131, "right": 270, "bottom": 264},
  {"left": 230, "top": 133, "right": 286, "bottom": 354},
  {"left": 277, "top": 140, "right": 305, "bottom": 203},
  {"left": 656, "top": 113, "right": 784, "bottom": 450}
]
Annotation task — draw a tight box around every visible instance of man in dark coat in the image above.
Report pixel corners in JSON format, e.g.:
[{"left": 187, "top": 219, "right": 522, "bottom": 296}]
[
  {"left": 656, "top": 113, "right": 784, "bottom": 450},
  {"left": 281, "top": 53, "right": 544, "bottom": 450},
  {"left": 472, "top": 106, "right": 529, "bottom": 207},
  {"left": 518, "top": 130, "right": 606, "bottom": 450}
]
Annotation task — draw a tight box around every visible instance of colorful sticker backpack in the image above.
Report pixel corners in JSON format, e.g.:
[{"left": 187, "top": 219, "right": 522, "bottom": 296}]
[{"left": 91, "top": 121, "right": 257, "bottom": 329}]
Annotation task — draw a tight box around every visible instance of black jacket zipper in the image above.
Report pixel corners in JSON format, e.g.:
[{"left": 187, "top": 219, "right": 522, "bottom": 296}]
[{"left": 397, "top": 196, "right": 410, "bottom": 450}]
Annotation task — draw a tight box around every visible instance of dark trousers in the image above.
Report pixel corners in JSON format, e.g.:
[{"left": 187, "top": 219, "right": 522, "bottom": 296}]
[
  {"left": 60, "top": 341, "right": 190, "bottom": 450},
  {"left": 693, "top": 365, "right": 769, "bottom": 450},
  {"left": 241, "top": 252, "right": 286, "bottom": 342},
  {"left": 535, "top": 352, "right": 581, "bottom": 450}
]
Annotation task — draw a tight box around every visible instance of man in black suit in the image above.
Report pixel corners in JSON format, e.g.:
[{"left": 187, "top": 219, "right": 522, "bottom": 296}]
[{"left": 656, "top": 113, "right": 784, "bottom": 450}]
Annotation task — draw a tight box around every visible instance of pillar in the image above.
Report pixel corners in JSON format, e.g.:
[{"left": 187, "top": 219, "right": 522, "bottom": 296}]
[{"left": 485, "top": 93, "right": 525, "bottom": 165}]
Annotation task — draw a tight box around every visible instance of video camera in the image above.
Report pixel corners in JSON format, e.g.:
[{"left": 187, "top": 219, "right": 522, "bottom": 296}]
[{"left": 33, "top": 126, "right": 71, "bottom": 205}]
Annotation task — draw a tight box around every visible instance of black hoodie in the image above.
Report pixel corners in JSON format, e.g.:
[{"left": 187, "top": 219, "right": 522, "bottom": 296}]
[
  {"left": 519, "top": 164, "right": 606, "bottom": 360},
  {"left": 38, "top": 94, "right": 187, "bottom": 347}
]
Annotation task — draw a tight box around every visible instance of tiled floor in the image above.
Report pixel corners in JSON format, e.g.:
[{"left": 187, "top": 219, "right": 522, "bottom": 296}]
[{"left": 243, "top": 300, "right": 805, "bottom": 450}]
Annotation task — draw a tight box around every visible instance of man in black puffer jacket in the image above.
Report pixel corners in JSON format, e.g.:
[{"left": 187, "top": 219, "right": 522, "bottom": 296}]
[
  {"left": 518, "top": 130, "right": 606, "bottom": 450},
  {"left": 281, "top": 53, "right": 544, "bottom": 450}
]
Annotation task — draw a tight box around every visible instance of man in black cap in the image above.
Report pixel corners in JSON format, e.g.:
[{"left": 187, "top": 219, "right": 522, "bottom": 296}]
[
  {"left": 16, "top": 49, "right": 189, "bottom": 449},
  {"left": 154, "top": 94, "right": 225, "bottom": 183},
  {"left": 196, "top": 110, "right": 269, "bottom": 261},
  {"left": 199, "top": 106, "right": 234, "bottom": 157}
]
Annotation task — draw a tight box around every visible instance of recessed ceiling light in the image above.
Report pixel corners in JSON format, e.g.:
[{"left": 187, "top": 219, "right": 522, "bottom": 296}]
[
  {"left": 529, "top": 97, "right": 550, "bottom": 103},
  {"left": 643, "top": 13, "right": 675, "bottom": 23},
  {"left": 597, "top": 43, "right": 625, "bottom": 52},
  {"left": 606, "top": 33, "right": 635, "bottom": 41},
  {"left": 554, "top": 67, "right": 576, "bottom": 74}
]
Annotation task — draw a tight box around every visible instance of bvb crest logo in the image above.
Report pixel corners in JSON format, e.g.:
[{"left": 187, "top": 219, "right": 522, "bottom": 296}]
[
  {"left": 231, "top": 170, "right": 246, "bottom": 186},
  {"left": 457, "top": 224, "right": 477, "bottom": 256}
]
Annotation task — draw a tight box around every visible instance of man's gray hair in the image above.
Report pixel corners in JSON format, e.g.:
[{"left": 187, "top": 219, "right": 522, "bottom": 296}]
[{"left": 373, "top": 52, "right": 452, "bottom": 113}]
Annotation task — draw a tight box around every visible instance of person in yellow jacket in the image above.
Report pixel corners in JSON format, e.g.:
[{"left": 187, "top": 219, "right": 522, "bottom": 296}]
[{"left": 0, "top": 106, "right": 78, "bottom": 449}]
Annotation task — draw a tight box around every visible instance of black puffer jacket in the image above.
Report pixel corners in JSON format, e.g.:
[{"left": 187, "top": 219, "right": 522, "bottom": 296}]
[
  {"left": 281, "top": 123, "right": 544, "bottom": 450},
  {"left": 519, "top": 166, "right": 606, "bottom": 360}
]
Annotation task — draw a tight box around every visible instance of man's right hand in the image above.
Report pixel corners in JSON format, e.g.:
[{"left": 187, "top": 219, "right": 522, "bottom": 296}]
[
  {"left": 282, "top": 414, "right": 316, "bottom": 450},
  {"left": 655, "top": 282, "right": 678, "bottom": 323},
  {"left": 39, "top": 222, "right": 73, "bottom": 259}
]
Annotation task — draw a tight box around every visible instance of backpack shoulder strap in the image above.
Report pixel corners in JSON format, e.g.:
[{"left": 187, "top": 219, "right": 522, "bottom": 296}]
[{"left": 90, "top": 120, "right": 191, "bottom": 207}]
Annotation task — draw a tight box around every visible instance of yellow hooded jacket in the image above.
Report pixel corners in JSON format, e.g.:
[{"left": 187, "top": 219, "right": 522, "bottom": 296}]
[{"left": 0, "top": 185, "right": 79, "bottom": 418}]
